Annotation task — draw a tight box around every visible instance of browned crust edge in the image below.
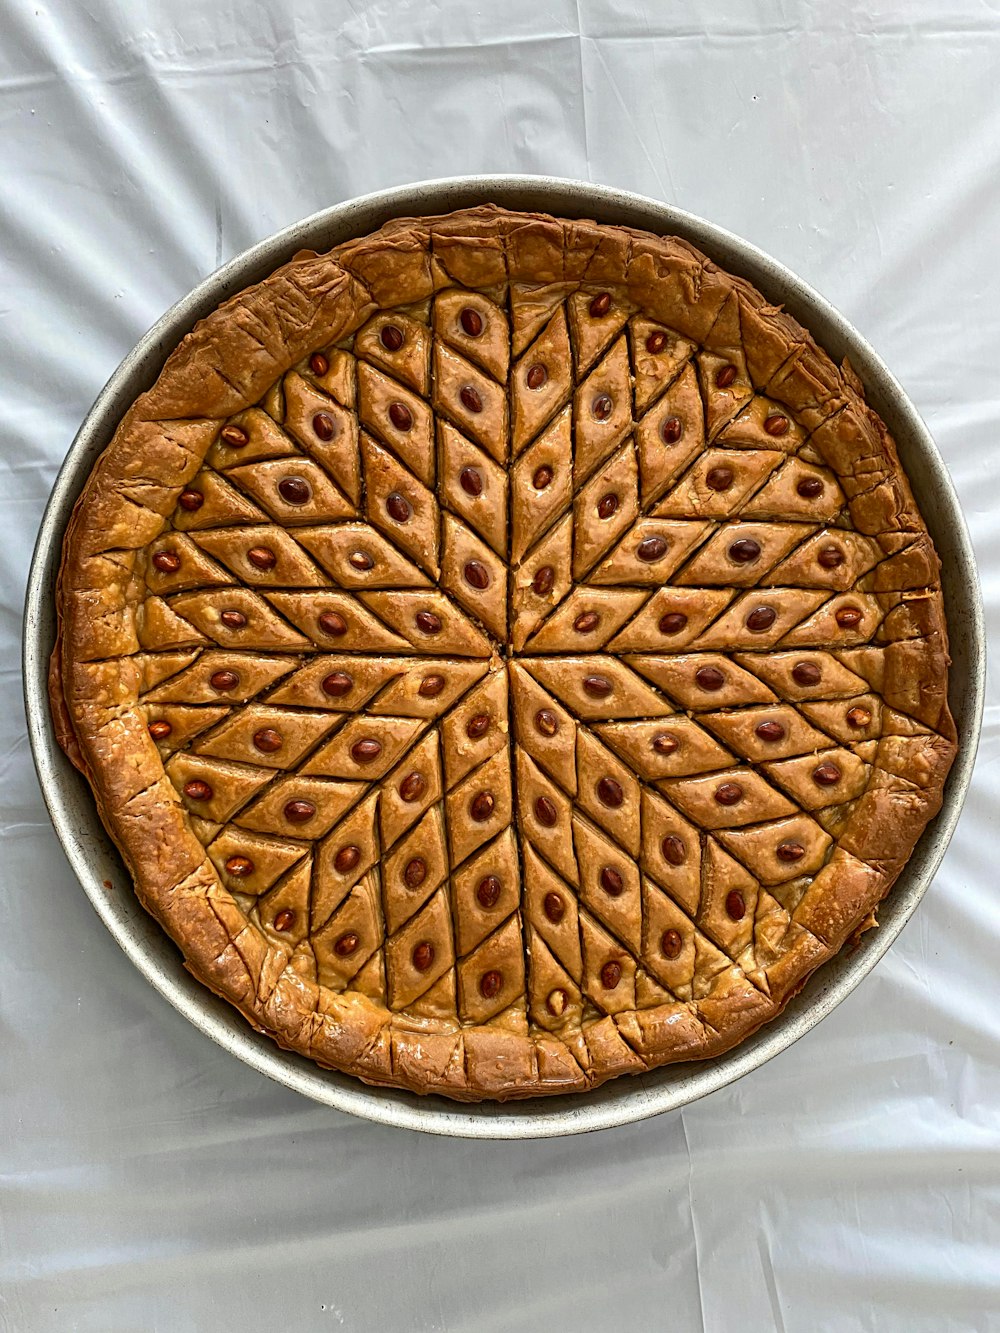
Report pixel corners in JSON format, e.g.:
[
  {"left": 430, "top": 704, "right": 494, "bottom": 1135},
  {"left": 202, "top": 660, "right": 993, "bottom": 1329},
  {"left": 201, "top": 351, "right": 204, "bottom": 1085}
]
[{"left": 51, "top": 206, "right": 957, "bottom": 1101}]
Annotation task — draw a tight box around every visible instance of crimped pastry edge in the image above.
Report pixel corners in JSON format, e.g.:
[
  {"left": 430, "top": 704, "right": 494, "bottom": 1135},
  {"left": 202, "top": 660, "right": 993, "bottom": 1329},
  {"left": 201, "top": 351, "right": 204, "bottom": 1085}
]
[{"left": 52, "top": 206, "right": 957, "bottom": 1101}]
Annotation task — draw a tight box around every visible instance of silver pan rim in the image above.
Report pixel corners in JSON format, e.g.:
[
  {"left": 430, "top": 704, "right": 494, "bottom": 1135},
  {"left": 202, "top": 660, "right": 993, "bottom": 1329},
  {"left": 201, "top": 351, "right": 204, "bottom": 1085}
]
[{"left": 23, "top": 175, "right": 985, "bottom": 1138}]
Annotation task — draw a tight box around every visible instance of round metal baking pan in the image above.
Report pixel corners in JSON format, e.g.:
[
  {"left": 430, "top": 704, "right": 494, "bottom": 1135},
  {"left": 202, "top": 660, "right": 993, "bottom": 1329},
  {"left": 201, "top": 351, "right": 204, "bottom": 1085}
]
[{"left": 24, "top": 176, "right": 984, "bottom": 1139}]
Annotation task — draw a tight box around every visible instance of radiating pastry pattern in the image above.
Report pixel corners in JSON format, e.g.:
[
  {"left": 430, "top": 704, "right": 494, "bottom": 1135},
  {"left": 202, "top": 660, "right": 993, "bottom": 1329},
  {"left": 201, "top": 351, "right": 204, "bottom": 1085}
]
[{"left": 53, "top": 207, "right": 956, "bottom": 1100}]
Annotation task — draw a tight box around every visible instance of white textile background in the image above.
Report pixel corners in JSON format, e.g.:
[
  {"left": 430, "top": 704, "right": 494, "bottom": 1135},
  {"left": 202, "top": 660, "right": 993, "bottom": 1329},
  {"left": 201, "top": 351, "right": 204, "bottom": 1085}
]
[{"left": 2, "top": 2, "right": 999, "bottom": 1330}]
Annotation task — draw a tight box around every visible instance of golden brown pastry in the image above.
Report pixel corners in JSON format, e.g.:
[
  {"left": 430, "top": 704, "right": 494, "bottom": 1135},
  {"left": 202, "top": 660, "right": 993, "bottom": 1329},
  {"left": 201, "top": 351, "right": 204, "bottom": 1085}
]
[{"left": 51, "top": 206, "right": 956, "bottom": 1101}]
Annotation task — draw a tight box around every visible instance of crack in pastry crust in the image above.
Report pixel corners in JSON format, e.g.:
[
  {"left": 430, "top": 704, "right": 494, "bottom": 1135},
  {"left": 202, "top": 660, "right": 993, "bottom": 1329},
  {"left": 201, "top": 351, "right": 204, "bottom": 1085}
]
[{"left": 52, "top": 206, "right": 957, "bottom": 1101}]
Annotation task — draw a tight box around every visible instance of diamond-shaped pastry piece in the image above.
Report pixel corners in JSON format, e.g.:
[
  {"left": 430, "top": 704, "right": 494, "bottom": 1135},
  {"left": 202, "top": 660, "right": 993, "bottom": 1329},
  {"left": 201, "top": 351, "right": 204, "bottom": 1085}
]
[
  {"left": 192, "top": 524, "right": 328, "bottom": 588},
  {"left": 595, "top": 717, "right": 732, "bottom": 780},
  {"left": 697, "top": 838, "right": 760, "bottom": 959},
  {"left": 510, "top": 406, "right": 572, "bottom": 563},
  {"left": 256, "top": 858, "right": 312, "bottom": 948},
  {"left": 225, "top": 458, "right": 354, "bottom": 525},
  {"left": 763, "top": 748, "right": 870, "bottom": 810},
  {"left": 523, "top": 587, "right": 649, "bottom": 654},
  {"left": 300, "top": 346, "right": 355, "bottom": 409},
  {"left": 433, "top": 341, "right": 508, "bottom": 462},
  {"left": 315, "top": 873, "right": 383, "bottom": 990},
  {"left": 452, "top": 827, "right": 521, "bottom": 957},
  {"left": 740, "top": 458, "right": 844, "bottom": 521},
  {"left": 166, "top": 753, "right": 273, "bottom": 824},
  {"left": 359, "top": 590, "right": 493, "bottom": 656},
  {"left": 312, "top": 794, "right": 380, "bottom": 930},
  {"left": 672, "top": 521, "right": 816, "bottom": 587},
  {"left": 777, "top": 592, "right": 883, "bottom": 648},
  {"left": 386, "top": 888, "right": 455, "bottom": 1008},
  {"left": 628, "top": 315, "right": 696, "bottom": 415},
  {"left": 798, "top": 694, "right": 882, "bottom": 744},
  {"left": 134, "top": 649, "right": 216, "bottom": 693},
  {"left": 574, "top": 728, "right": 641, "bottom": 857},
  {"left": 573, "top": 443, "right": 639, "bottom": 579},
  {"left": 355, "top": 311, "right": 431, "bottom": 395},
  {"left": 736, "top": 649, "right": 870, "bottom": 701},
  {"left": 654, "top": 448, "right": 783, "bottom": 519},
  {"left": 382, "top": 806, "right": 448, "bottom": 934},
  {"left": 295, "top": 523, "right": 432, "bottom": 589},
  {"left": 574, "top": 814, "right": 642, "bottom": 952},
  {"left": 440, "top": 513, "right": 507, "bottom": 638},
  {"left": 168, "top": 588, "right": 312, "bottom": 651},
  {"left": 358, "top": 363, "right": 435, "bottom": 486},
  {"left": 697, "top": 348, "right": 753, "bottom": 440},
  {"left": 206, "top": 408, "right": 298, "bottom": 471},
  {"left": 641, "top": 880, "right": 698, "bottom": 1000},
  {"left": 234, "top": 775, "right": 365, "bottom": 839},
  {"left": 700, "top": 704, "right": 831, "bottom": 762},
  {"left": 527, "top": 928, "right": 584, "bottom": 1033},
  {"left": 580, "top": 912, "right": 636, "bottom": 1015},
  {"left": 379, "top": 728, "right": 443, "bottom": 849},
  {"left": 283, "top": 373, "right": 362, "bottom": 505},
  {"left": 516, "top": 751, "right": 578, "bottom": 887},
  {"left": 511, "top": 513, "right": 573, "bottom": 651},
  {"left": 267, "top": 656, "right": 404, "bottom": 711},
  {"left": 368, "top": 658, "right": 489, "bottom": 720},
  {"left": 511, "top": 309, "right": 572, "bottom": 455},
  {"left": 521, "top": 839, "right": 581, "bottom": 977},
  {"left": 628, "top": 653, "right": 776, "bottom": 712},
  {"left": 606, "top": 587, "right": 734, "bottom": 653},
  {"left": 764, "top": 528, "right": 882, "bottom": 591},
  {"left": 434, "top": 290, "right": 509, "bottom": 383},
  {"left": 264, "top": 591, "right": 410, "bottom": 651},
  {"left": 145, "top": 533, "right": 232, "bottom": 596},
  {"left": 573, "top": 335, "right": 632, "bottom": 482},
  {"left": 640, "top": 789, "right": 702, "bottom": 917},
  {"left": 440, "top": 667, "right": 509, "bottom": 790},
  {"left": 172, "top": 469, "right": 268, "bottom": 532},
  {"left": 690, "top": 589, "right": 829, "bottom": 651},
  {"left": 438, "top": 421, "right": 507, "bottom": 556},
  {"left": 207, "top": 827, "right": 307, "bottom": 897},
  {"left": 143, "top": 651, "right": 298, "bottom": 705},
  {"left": 193, "top": 705, "right": 339, "bottom": 769},
  {"left": 510, "top": 281, "right": 571, "bottom": 356},
  {"left": 362, "top": 433, "right": 440, "bottom": 578},
  {"left": 716, "top": 395, "right": 806, "bottom": 452},
  {"left": 446, "top": 746, "right": 513, "bottom": 867},
  {"left": 143, "top": 704, "right": 228, "bottom": 756},
  {"left": 510, "top": 662, "right": 577, "bottom": 796},
  {"left": 568, "top": 288, "right": 630, "bottom": 377},
  {"left": 137, "top": 598, "right": 211, "bottom": 651},
  {"left": 524, "top": 655, "right": 673, "bottom": 722},
  {"left": 716, "top": 815, "right": 833, "bottom": 886},
  {"left": 300, "top": 714, "right": 425, "bottom": 780},
  {"left": 635, "top": 360, "right": 706, "bottom": 505},
  {"left": 587, "top": 518, "right": 712, "bottom": 585},
  {"left": 660, "top": 768, "right": 796, "bottom": 830},
  {"left": 457, "top": 915, "right": 524, "bottom": 1023}
]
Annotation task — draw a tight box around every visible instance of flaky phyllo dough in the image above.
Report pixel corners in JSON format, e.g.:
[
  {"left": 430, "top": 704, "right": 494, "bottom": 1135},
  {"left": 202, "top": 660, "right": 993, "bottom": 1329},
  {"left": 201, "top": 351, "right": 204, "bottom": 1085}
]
[{"left": 53, "top": 207, "right": 956, "bottom": 1100}]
